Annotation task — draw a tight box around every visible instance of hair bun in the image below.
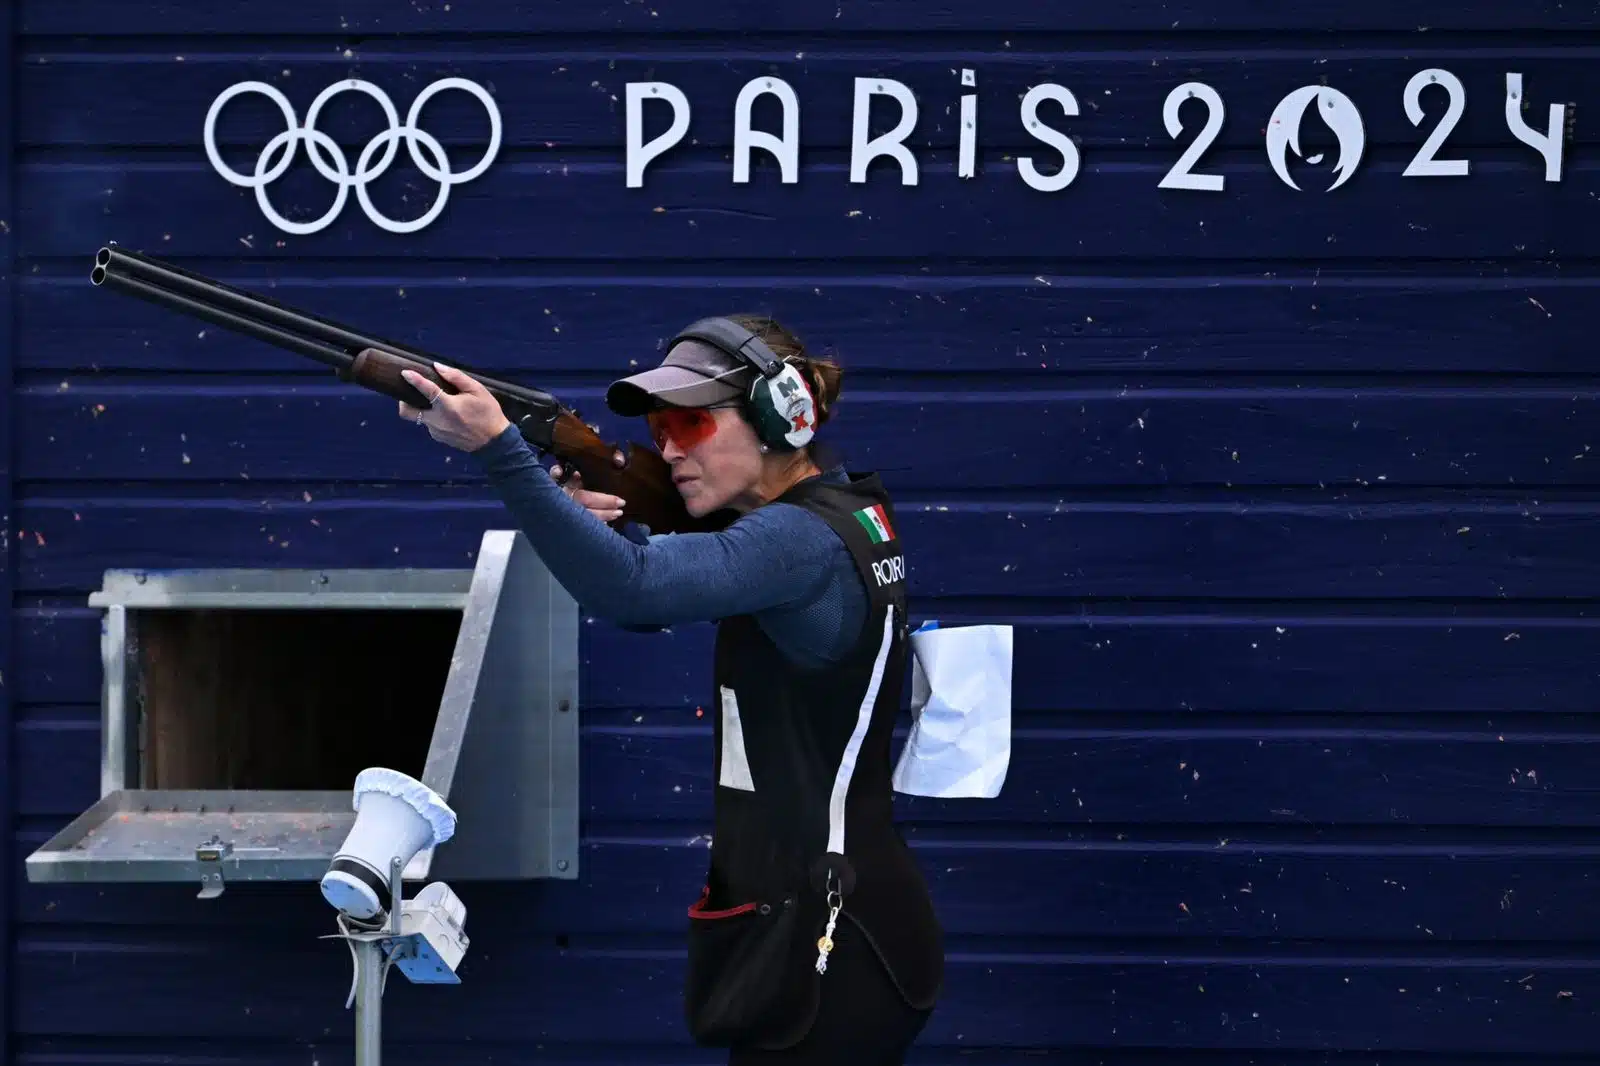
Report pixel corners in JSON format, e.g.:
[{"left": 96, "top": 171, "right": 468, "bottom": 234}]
[{"left": 800, "top": 359, "right": 843, "bottom": 427}]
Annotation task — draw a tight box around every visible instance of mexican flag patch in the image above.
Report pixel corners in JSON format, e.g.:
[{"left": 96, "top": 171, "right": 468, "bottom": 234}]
[{"left": 853, "top": 503, "right": 896, "bottom": 544}]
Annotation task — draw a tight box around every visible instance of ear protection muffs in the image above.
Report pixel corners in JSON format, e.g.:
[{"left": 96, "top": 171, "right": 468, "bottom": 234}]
[{"left": 669, "top": 317, "right": 818, "bottom": 451}]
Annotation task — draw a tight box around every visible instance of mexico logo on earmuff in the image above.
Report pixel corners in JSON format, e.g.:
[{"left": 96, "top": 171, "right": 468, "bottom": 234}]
[{"left": 769, "top": 372, "right": 816, "bottom": 448}]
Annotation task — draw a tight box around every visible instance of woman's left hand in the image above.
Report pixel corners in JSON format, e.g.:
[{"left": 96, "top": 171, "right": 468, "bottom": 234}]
[{"left": 397, "top": 363, "right": 512, "bottom": 452}]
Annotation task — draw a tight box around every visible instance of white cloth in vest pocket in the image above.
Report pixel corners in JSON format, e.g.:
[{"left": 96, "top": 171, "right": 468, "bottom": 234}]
[
  {"left": 891, "top": 621, "right": 1012, "bottom": 799},
  {"left": 718, "top": 685, "right": 756, "bottom": 791}
]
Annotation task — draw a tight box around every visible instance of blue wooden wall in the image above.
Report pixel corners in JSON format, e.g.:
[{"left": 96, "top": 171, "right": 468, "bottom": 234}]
[
  {"left": 1, "top": 3, "right": 14, "bottom": 1065},
  {"left": 9, "top": 1, "right": 1600, "bottom": 1062}
]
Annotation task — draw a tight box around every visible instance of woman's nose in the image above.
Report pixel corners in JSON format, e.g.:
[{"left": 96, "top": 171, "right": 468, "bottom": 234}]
[{"left": 659, "top": 435, "right": 685, "bottom": 462}]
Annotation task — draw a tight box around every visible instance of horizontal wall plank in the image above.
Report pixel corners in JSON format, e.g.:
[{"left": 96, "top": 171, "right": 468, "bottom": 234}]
[
  {"left": 6, "top": 1045, "right": 1584, "bottom": 1066},
  {"left": 21, "top": 52, "right": 1599, "bottom": 150},
  {"left": 13, "top": 935, "right": 1599, "bottom": 1051},
  {"left": 11, "top": 609, "right": 98, "bottom": 705},
  {"left": 13, "top": 497, "right": 1599, "bottom": 599},
  {"left": 17, "top": 386, "right": 1599, "bottom": 489},
  {"left": 581, "top": 725, "right": 1600, "bottom": 827},
  {"left": 18, "top": 712, "right": 1600, "bottom": 826},
  {"left": 21, "top": 606, "right": 1599, "bottom": 713},
  {"left": 20, "top": 0, "right": 1600, "bottom": 33},
  {"left": 15, "top": 830, "right": 1600, "bottom": 941},
  {"left": 19, "top": 274, "right": 1600, "bottom": 377},
  {"left": 20, "top": 161, "right": 1597, "bottom": 263},
  {"left": 6, "top": 1048, "right": 1582, "bottom": 1066},
  {"left": 587, "top": 617, "right": 1600, "bottom": 714}
]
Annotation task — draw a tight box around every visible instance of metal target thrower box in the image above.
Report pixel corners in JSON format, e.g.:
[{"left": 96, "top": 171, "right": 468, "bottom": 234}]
[{"left": 23, "top": 529, "right": 580, "bottom": 896}]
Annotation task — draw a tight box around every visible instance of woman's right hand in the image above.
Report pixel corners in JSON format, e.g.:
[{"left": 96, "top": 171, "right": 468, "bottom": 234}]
[{"left": 550, "top": 465, "right": 627, "bottom": 524}]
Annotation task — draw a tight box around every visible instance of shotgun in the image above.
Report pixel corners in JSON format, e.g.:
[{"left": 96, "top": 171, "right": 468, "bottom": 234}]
[{"left": 89, "top": 244, "right": 728, "bottom": 535}]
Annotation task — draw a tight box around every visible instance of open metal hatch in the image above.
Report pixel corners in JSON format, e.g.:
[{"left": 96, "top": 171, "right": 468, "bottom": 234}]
[{"left": 24, "top": 529, "right": 580, "bottom": 897}]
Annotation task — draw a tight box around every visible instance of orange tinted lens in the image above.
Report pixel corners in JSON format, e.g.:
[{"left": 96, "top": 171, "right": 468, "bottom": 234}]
[{"left": 647, "top": 408, "right": 719, "bottom": 450}]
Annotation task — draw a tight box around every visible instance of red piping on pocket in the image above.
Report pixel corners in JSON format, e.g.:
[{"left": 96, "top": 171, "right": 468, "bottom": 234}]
[{"left": 688, "top": 884, "right": 760, "bottom": 919}]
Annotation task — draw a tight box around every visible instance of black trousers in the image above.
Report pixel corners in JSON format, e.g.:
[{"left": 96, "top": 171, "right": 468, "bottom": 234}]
[{"left": 726, "top": 918, "right": 933, "bottom": 1066}]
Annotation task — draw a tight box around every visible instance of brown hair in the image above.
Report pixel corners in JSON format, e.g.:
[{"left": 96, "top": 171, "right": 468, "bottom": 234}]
[{"left": 724, "top": 313, "right": 844, "bottom": 430}]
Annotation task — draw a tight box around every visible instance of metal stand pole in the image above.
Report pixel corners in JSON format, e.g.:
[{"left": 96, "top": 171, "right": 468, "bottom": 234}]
[
  {"left": 354, "top": 938, "right": 385, "bottom": 1066},
  {"left": 339, "top": 856, "right": 405, "bottom": 1066},
  {"left": 330, "top": 855, "right": 469, "bottom": 1066}
]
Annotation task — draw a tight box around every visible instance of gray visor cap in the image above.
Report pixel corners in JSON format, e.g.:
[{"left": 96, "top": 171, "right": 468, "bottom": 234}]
[{"left": 604, "top": 338, "right": 752, "bottom": 416}]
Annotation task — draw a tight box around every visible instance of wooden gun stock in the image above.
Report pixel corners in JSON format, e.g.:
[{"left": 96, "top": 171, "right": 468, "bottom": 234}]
[{"left": 348, "top": 347, "right": 728, "bottom": 536}]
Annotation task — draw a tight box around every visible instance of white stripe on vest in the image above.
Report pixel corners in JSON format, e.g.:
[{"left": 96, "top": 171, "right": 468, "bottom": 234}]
[{"left": 826, "top": 604, "right": 896, "bottom": 855}]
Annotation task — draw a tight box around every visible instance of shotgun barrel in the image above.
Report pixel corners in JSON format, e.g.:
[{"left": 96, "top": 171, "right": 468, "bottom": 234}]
[{"left": 89, "top": 244, "right": 725, "bottom": 535}]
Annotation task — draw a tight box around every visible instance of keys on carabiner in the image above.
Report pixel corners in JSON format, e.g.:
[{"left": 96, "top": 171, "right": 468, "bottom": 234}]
[
  {"left": 815, "top": 871, "right": 843, "bottom": 974},
  {"left": 815, "top": 903, "right": 840, "bottom": 973}
]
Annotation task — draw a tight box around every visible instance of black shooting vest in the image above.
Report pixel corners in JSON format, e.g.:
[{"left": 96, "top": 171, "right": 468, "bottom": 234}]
[{"left": 682, "top": 471, "right": 944, "bottom": 1051}]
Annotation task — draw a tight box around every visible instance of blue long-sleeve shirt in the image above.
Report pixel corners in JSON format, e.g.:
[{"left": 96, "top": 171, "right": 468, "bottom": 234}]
[{"left": 470, "top": 424, "right": 867, "bottom": 669}]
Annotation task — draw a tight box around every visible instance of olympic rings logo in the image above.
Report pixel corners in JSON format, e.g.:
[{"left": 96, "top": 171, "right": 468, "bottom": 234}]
[{"left": 202, "top": 77, "right": 502, "bottom": 235}]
